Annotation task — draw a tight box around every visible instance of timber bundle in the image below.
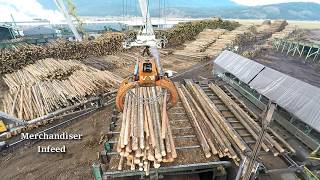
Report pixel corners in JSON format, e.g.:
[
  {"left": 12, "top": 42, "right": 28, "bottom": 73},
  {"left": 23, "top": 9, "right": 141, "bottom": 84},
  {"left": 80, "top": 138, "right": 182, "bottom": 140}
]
[
  {"left": 175, "top": 80, "right": 289, "bottom": 165},
  {"left": 1, "top": 58, "right": 122, "bottom": 120},
  {"left": 116, "top": 87, "right": 176, "bottom": 174},
  {"left": 0, "top": 33, "right": 124, "bottom": 74}
]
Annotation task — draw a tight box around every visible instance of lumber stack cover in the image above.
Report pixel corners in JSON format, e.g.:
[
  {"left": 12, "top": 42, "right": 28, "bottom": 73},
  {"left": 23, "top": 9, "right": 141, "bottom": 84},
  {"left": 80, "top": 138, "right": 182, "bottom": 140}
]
[
  {"left": 1, "top": 58, "right": 122, "bottom": 120},
  {"left": 116, "top": 87, "right": 176, "bottom": 175}
]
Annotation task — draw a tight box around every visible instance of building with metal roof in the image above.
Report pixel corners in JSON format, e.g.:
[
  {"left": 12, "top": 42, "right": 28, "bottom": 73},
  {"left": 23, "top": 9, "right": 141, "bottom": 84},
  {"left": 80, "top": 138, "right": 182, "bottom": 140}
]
[{"left": 214, "top": 50, "right": 320, "bottom": 133}]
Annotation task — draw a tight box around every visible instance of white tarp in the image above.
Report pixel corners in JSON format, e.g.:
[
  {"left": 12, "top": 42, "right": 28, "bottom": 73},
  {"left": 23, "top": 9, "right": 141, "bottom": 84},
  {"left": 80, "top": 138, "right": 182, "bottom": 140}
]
[
  {"left": 214, "top": 51, "right": 265, "bottom": 84},
  {"left": 214, "top": 50, "right": 320, "bottom": 132}
]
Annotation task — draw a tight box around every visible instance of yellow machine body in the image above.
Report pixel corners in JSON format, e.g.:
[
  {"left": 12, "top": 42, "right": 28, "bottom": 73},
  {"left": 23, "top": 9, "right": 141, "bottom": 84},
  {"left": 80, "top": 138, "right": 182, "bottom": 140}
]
[
  {"left": 116, "top": 58, "right": 178, "bottom": 111},
  {"left": 138, "top": 59, "right": 158, "bottom": 86},
  {"left": 0, "top": 120, "right": 7, "bottom": 133}
]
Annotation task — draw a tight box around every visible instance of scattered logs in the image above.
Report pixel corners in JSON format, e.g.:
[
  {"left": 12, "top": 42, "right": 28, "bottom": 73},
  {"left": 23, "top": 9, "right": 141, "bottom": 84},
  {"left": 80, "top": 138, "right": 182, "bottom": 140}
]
[{"left": 116, "top": 87, "right": 176, "bottom": 175}]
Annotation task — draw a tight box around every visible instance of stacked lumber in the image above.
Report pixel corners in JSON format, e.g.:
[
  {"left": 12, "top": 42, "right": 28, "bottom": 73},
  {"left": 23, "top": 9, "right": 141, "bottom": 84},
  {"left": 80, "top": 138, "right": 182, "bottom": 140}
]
[
  {"left": 175, "top": 80, "right": 288, "bottom": 166},
  {"left": 173, "top": 29, "right": 227, "bottom": 60},
  {"left": 116, "top": 87, "right": 176, "bottom": 175},
  {"left": 1, "top": 59, "right": 122, "bottom": 120},
  {"left": 0, "top": 32, "right": 124, "bottom": 74}
]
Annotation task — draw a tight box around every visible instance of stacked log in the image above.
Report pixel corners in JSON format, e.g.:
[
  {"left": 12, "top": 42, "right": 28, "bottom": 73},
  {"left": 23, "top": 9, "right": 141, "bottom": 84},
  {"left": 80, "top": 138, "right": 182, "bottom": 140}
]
[
  {"left": 162, "top": 19, "right": 239, "bottom": 47},
  {"left": 1, "top": 58, "right": 122, "bottom": 120},
  {"left": 205, "top": 25, "right": 255, "bottom": 58},
  {"left": 173, "top": 29, "right": 227, "bottom": 60},
  {"left": 0, "top": 19, "right": 239, "bottom": 74},
  {"left": 255, "top": 20, "right": 288, "bottom": 41},
  {"left": 0, "top": 33, "right": 124, "bottom": 74},
  {"left": 241, "top": 21, "right": 290, "bottom": 58},
  {"left": 269, "top": 25, "right": 297, "bottom": 41},
  {"left": 116, "top": 87, "right": 176, "bottom": 175}
]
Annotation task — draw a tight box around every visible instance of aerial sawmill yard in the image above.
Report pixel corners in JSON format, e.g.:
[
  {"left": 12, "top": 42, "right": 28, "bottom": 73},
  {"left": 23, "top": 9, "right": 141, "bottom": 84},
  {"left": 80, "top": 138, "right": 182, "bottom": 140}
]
[{"left": 1, "top": 1, "right": 320, "bottom": 180}]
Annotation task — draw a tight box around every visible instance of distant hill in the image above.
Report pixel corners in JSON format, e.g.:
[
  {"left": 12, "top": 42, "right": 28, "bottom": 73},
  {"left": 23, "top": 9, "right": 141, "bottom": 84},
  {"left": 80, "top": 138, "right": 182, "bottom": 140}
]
[
  {"left": 178, "top": 2, "right": 320, "bottom": 20},
  {"left": 38, "top": 1, "right": 320, "bottom": 21}
]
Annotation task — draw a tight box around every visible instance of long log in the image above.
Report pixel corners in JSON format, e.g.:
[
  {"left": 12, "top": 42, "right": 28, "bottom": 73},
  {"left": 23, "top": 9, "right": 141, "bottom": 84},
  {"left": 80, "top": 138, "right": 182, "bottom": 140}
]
[{"left": 175, "top": 83, "right": 211, "bottom": 158}]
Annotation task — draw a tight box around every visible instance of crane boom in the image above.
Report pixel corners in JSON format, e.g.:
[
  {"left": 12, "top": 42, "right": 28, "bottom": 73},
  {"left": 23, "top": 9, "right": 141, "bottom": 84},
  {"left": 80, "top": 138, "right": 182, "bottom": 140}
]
[
  {"left": 54, "top": 0, "right": 82, "bottom": 41},
  {"left": 122, "top": 0, "right": 167, "bottom": 49}
]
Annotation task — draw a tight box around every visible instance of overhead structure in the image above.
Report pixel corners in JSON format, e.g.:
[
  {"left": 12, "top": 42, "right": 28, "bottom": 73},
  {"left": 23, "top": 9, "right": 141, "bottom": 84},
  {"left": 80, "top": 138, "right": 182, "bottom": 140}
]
[
  {"left": 122, "top": 0, "right": 167, "bottom": 49},
  {"left": 54, "top": 0, "right": 83, "bottom": 41},
  {"left": 214, "top": 50, "right": 320, "bottom": 133}
]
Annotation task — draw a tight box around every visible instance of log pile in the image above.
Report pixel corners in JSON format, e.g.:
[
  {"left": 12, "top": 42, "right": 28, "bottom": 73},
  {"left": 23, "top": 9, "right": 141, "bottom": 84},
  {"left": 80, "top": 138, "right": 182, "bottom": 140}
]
[
  {"left": 162, "top": 19, "right": 239, "bottom": 47},
  {"left": 0, "top": 19, "right": 239, "bottom": 74},
  {"left": 173, "top": 29, "right": 227, "bottom": 60},
  {"left": 205, "top": 25, "right": 255, "bottom": 58},
  {"left": 174, "top": 80, "right": 288, "bottom": 165},
  {"left": 241, "top": 21, "right": 290, "bottom": 58},
  {"left": 1, "top": 58, "right": 122, "bottom": 120},
  {"left": 269, "top": 25, "right": 297, "bottom": 42},
  {"left": 255, "top": 20, "right": 288, "bottom": 41},
  {"left": 0, "top": 33, "right": 124, "bottom": 74},
  {"left": 116, "top": 87, "right": 177, "bottom": 175}
]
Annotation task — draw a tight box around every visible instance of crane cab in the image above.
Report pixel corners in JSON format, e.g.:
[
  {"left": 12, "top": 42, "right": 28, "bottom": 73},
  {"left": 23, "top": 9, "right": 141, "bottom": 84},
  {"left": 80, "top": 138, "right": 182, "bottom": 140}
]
[{"left": 136, "top": 58, "right": 159, "bottom": 86}]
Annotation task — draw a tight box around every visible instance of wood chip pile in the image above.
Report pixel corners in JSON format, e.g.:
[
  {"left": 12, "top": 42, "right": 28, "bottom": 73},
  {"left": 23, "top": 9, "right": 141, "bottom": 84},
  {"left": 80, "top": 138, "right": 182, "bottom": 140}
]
[
  {"left": 0, "top": 33, "right": 124, "bottom": 74},
  {"left": 117, "top": 87, "right": 176, "bottom": 174},
  {"left": 1, "top": 58, "right": 122, "bottom": 120},
  {"left": 175, "top": 80, "right": 290, "bottom": 165}
]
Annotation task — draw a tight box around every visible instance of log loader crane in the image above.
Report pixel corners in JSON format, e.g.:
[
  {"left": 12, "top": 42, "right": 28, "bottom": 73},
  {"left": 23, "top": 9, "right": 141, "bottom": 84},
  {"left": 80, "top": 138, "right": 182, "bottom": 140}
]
[{"left": 115, "top": 0, "right": 177, "bottom": 111}]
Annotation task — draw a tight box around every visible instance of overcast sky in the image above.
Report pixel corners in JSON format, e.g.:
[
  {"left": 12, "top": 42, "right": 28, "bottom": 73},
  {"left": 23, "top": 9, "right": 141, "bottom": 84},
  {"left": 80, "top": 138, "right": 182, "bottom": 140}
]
[{"left": 0, "top": 0, "right": 320, "bottom": 22}]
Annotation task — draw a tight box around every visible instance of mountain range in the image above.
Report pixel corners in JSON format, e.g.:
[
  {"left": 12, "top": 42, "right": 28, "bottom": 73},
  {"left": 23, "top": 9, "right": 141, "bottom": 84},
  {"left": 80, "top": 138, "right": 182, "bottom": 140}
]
[{"left": 38, "top": 0, "right": 320, "bottom": 21}]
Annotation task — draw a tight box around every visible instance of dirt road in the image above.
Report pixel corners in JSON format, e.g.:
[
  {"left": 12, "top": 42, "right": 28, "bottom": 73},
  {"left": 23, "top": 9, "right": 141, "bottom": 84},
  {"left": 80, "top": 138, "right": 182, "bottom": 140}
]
[{"left": 0, "top": 106, "right": 112, "bottom": 180}]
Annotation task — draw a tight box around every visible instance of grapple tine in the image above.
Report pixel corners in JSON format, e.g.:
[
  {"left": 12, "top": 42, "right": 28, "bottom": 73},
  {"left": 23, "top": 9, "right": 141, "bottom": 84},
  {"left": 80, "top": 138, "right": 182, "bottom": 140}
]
[{"left": 155, "top": 77, "right": 178, "bottom": 109}]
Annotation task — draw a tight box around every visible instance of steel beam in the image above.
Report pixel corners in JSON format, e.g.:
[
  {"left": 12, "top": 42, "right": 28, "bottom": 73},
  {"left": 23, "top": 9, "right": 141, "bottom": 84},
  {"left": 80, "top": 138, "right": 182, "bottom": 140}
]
[{"left": 103, "top": 161, "right": 231, "bottom": 178}]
